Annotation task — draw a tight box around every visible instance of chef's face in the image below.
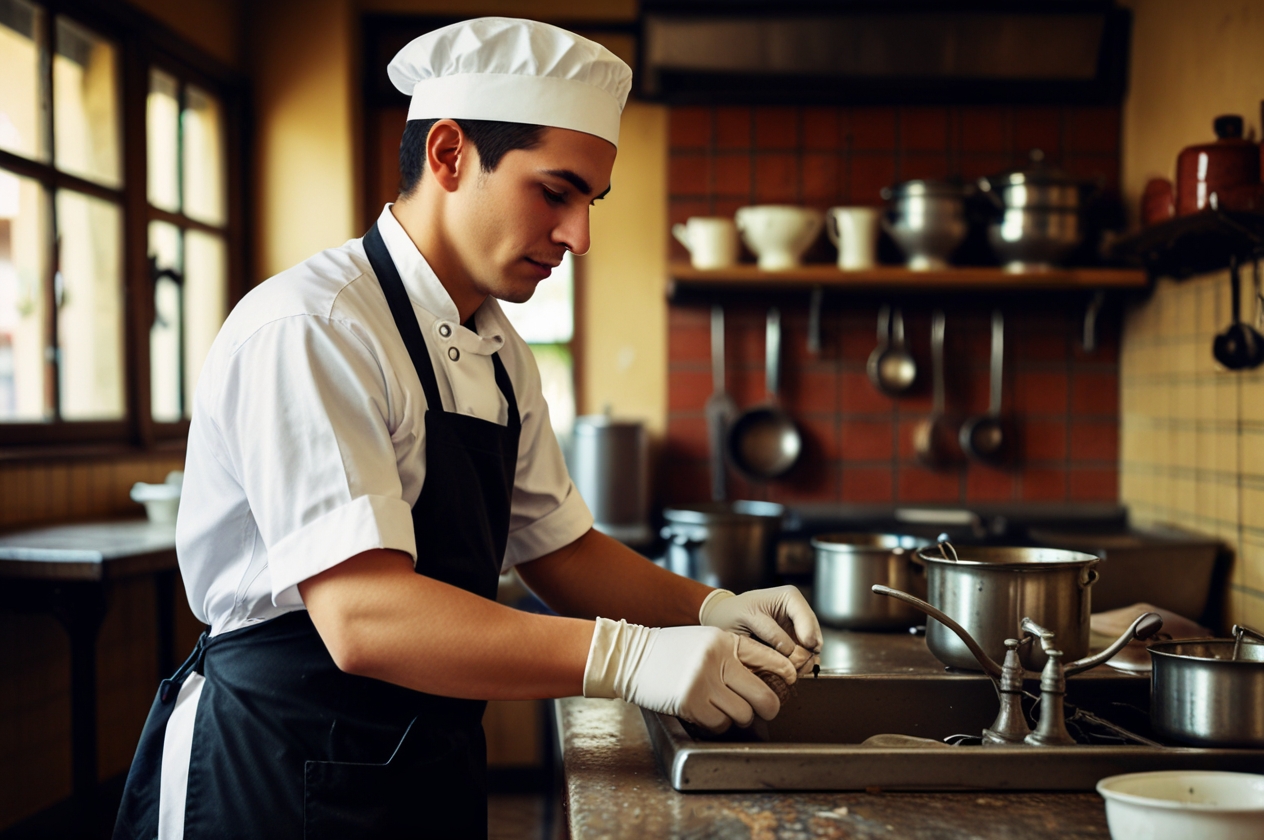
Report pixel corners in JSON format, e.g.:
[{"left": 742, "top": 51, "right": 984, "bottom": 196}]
[{"left": 451, "top": 126, "right": 616, "bottom": 304}]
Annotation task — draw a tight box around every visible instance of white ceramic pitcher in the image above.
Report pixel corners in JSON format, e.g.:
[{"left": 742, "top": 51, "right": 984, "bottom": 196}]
[
  {"left": 671, "top": 217, "right": 738, "bottom": 269},
  {"left": 826, "top": 206, "right": 881, "bottom": 270}
]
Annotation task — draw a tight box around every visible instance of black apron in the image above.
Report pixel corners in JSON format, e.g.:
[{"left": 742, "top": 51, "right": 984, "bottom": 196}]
[{"left": 114, "top": 223, "right": 521, "bottom": 839}]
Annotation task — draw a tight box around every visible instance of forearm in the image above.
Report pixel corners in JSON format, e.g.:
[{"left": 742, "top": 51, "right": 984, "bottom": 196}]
[
  {"left": 516, "top": 528, "right": 713, "bottom": 627},
  {"left": 299, "top": 549, "right": 593, "bottom": 700}
]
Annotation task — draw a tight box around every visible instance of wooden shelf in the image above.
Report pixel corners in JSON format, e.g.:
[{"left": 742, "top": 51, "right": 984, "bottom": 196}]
[
  {"left": 667, "top": 263, "right": 1149, "bottom": 299},
  {"left": 1108, "top": 210, "right": 1264, "bottom": 280}
]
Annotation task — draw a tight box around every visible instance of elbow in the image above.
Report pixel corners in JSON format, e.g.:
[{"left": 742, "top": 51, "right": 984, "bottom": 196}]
[{"left": 306, "top": 603, "right": 381, "bottom": 677}]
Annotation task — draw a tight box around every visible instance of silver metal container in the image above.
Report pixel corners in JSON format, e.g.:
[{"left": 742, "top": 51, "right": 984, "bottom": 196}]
[
  {"left": 812, "top": 533, "right": 930, "bottom": 629},
  {"left": 570, "top": 415, "right": 650, "bottom": 545},
  {"left": 979, "top": 158, "right": 1086, "bottom": 271},
  {"left": 1150, "top": 638, "right": 1264, "bottom": 748},
  {"left": 916, "top": 545, "right": 1100, "bottom": 672},
  {"left": 986, "top": 208, "right": 1081, "bottom": 272},
  {"left": 661, "top": 501, "right": 783, "bottom": 592},
  {"left": 880, "top": 180, "right": 969, "bottom": 270}
]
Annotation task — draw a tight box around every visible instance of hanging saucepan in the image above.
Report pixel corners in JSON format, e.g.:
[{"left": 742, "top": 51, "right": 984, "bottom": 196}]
[
  {"left": 1149, "top": 624, "right": 1264, "bottom": 747},
  {"left": 727, "top": 308, "right": 802, "bottom": 480}
]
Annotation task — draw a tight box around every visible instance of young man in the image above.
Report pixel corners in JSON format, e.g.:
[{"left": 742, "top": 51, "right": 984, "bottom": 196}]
[{"left": 115, "top": 17, "right": 821, "bottom": 839}]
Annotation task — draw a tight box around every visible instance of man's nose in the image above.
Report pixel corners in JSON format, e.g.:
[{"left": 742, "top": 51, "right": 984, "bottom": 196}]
[{"left": 555, "top": 207, "right": 591, "bottom": 257}]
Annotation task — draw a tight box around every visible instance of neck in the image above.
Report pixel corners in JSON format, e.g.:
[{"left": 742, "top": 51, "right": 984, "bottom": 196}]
[{"left": 389, "top": 197, "right": 486, "bottom": 323}]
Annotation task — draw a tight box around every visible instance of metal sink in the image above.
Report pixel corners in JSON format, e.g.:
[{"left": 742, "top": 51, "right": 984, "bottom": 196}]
[{"left": 645, "top": 630, "right": 1264, "bottom": 792}]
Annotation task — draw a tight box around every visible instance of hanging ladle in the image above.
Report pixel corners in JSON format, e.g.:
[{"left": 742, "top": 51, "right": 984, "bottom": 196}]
[
  {"left": 1213, "top": 254, "right": 1264, "bottom": 371},
  {"left": 914, "top": 311, "right": 956, "bottom": 467},
  {"left": 960, "top": 310, "right": 1007, "bottom": 463},
  {"left": 867, "top": 306, "right": 917, "bottom": 396}
]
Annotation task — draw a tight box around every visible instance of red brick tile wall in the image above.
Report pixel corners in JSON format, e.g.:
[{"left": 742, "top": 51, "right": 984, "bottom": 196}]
[{"left": 663, "top": 105, "right": 1122, "bottom": 507}]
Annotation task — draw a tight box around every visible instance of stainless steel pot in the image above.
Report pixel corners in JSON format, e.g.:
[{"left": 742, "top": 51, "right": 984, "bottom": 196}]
[
  {"left": 570, "top": 415, "right": 650, "bottom": 545},
  {"left": 812, "top": 533, "right": 930, "bottom": 629},
  {"left": 916, "top": 544, "right": 1100, "bottom": 672},
  {"left": 880, "top": 180, "right": 969, "bottom": 270},
  {"left": 661, "top": 501, "right": 784, "bottom": 592},
  {"left": 979, "top": 155, "right": 1087, "bottom": 271},
  {"left": 1150, "top": 627, "right": 1264, "bottom": 748}
]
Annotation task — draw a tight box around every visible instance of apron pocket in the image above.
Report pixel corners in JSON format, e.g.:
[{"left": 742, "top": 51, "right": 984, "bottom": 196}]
[{"left": 302, "top": 719, "right": 485, "bottom": 840}]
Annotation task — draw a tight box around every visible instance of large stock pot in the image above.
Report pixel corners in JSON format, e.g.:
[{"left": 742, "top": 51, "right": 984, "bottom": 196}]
[{"left": 916, "top": 544, "right": 1100, "bottom": 672}]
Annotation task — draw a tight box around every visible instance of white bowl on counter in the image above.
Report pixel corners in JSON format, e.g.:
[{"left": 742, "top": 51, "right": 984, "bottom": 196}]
[
  {"left": 1097, "top": 770, "right": 1264, "bottom": 840},
  {"left": 130, "top": 471, "right": 183, "bottom": 523}
]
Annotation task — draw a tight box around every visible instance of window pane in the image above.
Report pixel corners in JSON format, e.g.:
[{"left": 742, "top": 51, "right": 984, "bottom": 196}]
[
  {"left": 53, "top": 16, "right": 120, "bottom": 188},
  {"left": 0, "top": 0, "right": 47, "bottom": 163},
  {"left": 500, "top": 251, "right": 574, "bottom": 343},
  {"left": 147, "top": 69, "right": 179, "bottom": 213},
  {"left": 56, "top": 190, "right": 123, "bottom": 419},
  {"left": 148, "top": 220, "right": 181, "bottom": 421},
  {"left": 530, "top": 343, "right": 574, "bottom": 438},
  {"left": 0, "top": 170, "right": 47, "bottom": 420},
  {"left": 183, "top": 230, "right": 224, "bottom": 416},
  {"left": 183, "top": 85, "right": 225, "bottom": 225}
]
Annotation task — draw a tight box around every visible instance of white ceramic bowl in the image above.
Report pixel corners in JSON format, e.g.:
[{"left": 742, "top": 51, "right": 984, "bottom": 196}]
[
  {"left": 130, "top": 480, "right": 182, "bottom": 523},
  {"left": 1097, "top": 771, "right": 1264, "bottom": 840},
  {"left": 734, "top": 205, "right": 823, "bottom": 270}
]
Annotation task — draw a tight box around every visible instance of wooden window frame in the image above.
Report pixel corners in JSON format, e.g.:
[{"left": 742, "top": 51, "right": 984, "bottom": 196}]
[{"left": 0, "top": 0, "right": 248, "bottom": 458}]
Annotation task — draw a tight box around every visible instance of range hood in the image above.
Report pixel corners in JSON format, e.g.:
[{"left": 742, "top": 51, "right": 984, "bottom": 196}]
[{"left": 639, "top": 1, "right": 1130, "bottom": 105}]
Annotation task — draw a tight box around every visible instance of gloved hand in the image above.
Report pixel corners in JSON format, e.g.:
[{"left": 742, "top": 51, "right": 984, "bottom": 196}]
[
  {"left": 583, "top": 618, "right": 796, "bottom": 733},
  {"left": 698, "top": 586, "right": 823, "bottom": 674}
]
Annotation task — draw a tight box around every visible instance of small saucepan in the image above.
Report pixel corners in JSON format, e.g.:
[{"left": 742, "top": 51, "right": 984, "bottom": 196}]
[
  {"left": 1149, "top": 624, "right": 1264, "bottom": 748},
  {"left": 728, "top": 308, "right": 802, "bottom": 480},
  {"left": 811, "top": 533, "right": 931, "bottom": 630}
]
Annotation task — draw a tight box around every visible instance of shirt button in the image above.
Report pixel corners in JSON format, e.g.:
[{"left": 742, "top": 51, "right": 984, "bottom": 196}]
[
  {"left": 438, "top": 323, "right": 452, "bottom": 338},
  {"left": 448, "top": 347, "right": 460, "bottom": 361}
]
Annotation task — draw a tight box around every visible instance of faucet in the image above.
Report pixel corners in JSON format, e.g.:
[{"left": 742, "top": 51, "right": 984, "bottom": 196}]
[{"left": 872, "top": 585, "right": 1163, "bottom": 746}]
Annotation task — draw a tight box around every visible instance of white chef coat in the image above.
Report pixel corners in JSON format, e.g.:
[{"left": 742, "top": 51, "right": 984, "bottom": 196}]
[{"left": 175, "top": 204, "right": 593, "bottom": 637}]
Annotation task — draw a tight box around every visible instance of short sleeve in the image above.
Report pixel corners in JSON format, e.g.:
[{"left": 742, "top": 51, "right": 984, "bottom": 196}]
[
  {"left": 213, "top": 315, "right": 417, "bottom": 605},
  {"left": 501, "top": 345, "right": 593, "bottom": 568}
]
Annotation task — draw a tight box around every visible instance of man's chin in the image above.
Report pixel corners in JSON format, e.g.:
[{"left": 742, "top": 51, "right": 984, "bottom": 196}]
[{"left": 491, "top": 279, "right": 539, "bottom": 305}]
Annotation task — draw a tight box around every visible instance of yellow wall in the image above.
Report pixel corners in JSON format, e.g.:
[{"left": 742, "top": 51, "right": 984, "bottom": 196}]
[
  {"left": 249, "top": 0, "right": 361, "bottom": 280},
  {"left": 1118, "top": 0, "right": 1264, "bottom": 630},
  {"left": 1119, "top": 0, "right": 1264, "bottom": 221},
  {"left": 584, "top": 101, "right": 668, "bottom": 432}
]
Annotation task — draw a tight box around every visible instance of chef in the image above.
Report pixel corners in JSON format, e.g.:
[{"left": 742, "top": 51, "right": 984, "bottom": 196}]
[{"left": 114, "top": 17, "right": 821, "bottom": 839}]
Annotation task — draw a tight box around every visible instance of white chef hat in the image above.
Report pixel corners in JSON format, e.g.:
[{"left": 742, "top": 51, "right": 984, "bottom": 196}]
[{"left": 387, "top": 17, "right": 632, "bottom": 148}]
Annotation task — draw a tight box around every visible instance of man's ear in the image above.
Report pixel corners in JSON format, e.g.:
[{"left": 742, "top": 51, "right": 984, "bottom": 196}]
[{"left": 425, "top": 119, "right": 472, "bottom": 193}]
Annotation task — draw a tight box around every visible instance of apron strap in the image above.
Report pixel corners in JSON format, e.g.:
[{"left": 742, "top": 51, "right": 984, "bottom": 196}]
[
  {"left": 364, "top": 223, "right": 444, "bottom": 412},
  {"left": 491, "top": 354, "right": 520, "bottom": 429},
  {"left": 364, "top": 223, "right": 519, "bottom": 426}
]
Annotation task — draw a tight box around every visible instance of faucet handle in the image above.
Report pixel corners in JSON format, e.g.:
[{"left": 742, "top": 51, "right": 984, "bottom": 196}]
[
  {"left": 1020, "top": 617, "right": 1057, "bottom": 653},
  {"left": 1064, "top": 611, "right": 1164, "bottom": 677}
]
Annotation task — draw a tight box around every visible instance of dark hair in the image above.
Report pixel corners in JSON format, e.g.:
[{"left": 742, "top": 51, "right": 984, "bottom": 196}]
[{"left": 398, "top": 118, "right": 546, "bottom": 197}]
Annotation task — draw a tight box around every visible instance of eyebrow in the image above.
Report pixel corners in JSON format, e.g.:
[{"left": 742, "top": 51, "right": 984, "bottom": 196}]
[{"left": 544, "top": 169, "right": 611, "bottom": 201}]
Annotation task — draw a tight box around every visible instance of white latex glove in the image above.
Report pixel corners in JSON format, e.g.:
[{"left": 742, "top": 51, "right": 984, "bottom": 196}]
[
  {"left": 583, "top": 618, "right": 796, "bottom": 733},
  {"left": 699, "top": 586, "right": 824, "bottom": 672}
]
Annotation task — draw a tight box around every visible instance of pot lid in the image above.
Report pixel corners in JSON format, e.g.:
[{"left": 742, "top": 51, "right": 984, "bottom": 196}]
[
  {"left": 982, "top": 149, "right": 1083, "bottom": 190},
  {"left": 880, "top": 179, "right": 970, "bottom": 201}
]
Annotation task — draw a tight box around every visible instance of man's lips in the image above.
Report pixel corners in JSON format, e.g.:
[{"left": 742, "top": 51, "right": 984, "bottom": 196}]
[{"left": 523, "top": 257, "right": 559, "bottom": 277}]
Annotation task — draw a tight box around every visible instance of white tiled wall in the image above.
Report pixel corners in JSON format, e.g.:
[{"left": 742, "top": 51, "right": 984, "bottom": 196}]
[{"left": 1121, "top": 268, "right": 1264, "bottom": 629}]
